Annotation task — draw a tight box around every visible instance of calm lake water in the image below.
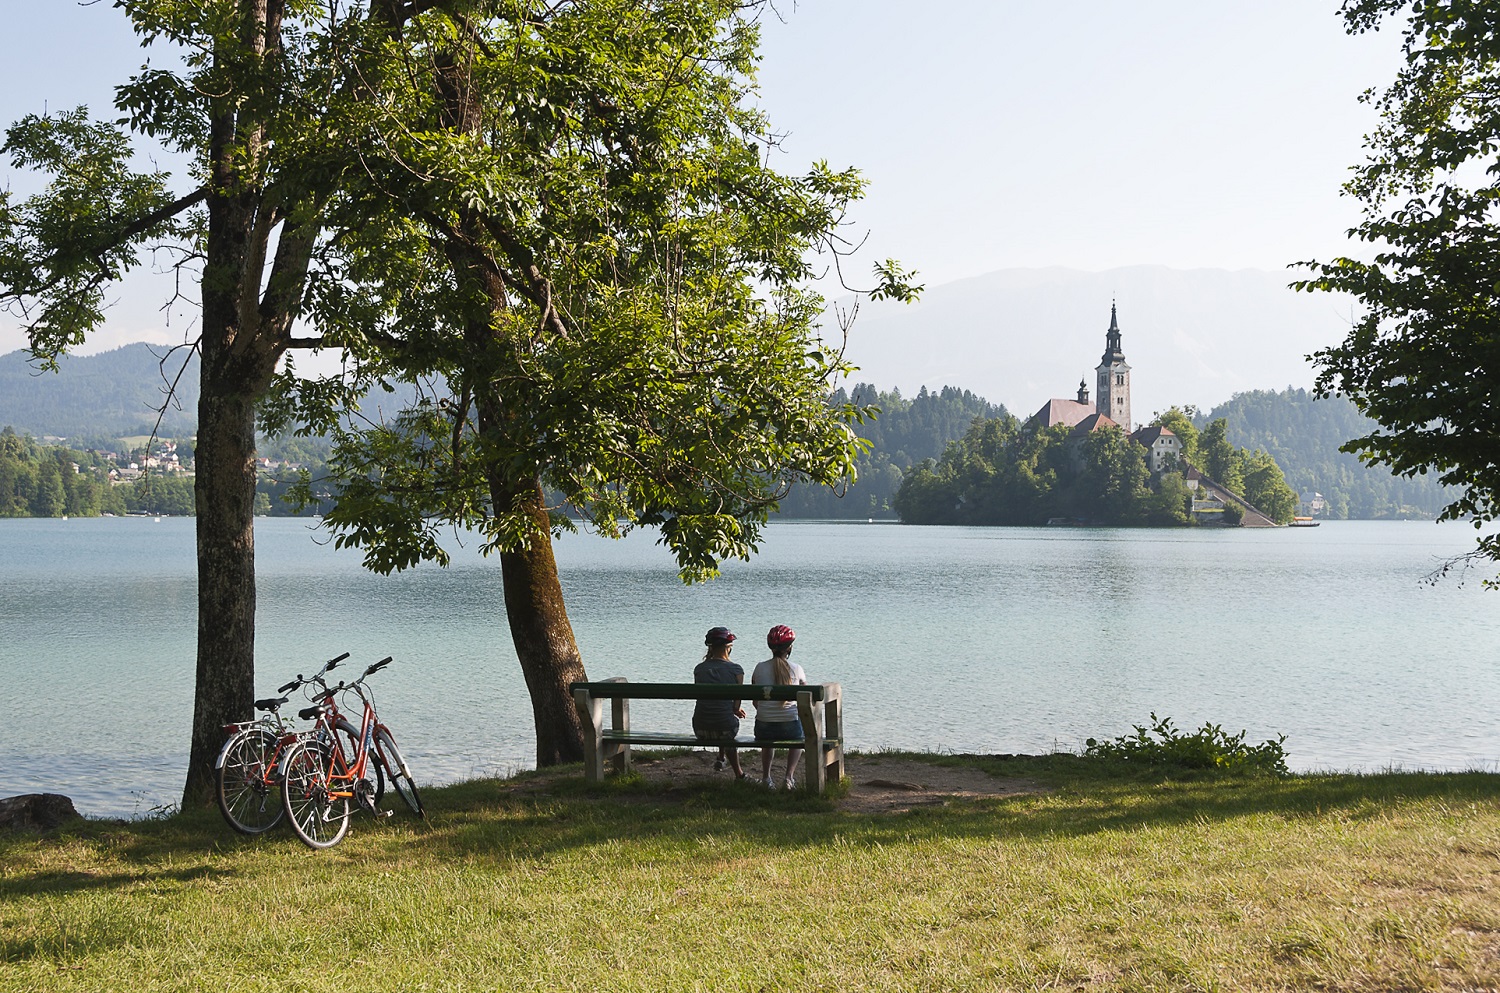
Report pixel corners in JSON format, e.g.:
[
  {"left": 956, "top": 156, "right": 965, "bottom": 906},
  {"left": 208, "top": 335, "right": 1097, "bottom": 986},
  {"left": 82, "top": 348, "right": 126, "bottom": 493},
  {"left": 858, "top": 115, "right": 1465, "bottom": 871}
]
[{"left": 1, "top": 516, "right": 1497, "bottom": 817}]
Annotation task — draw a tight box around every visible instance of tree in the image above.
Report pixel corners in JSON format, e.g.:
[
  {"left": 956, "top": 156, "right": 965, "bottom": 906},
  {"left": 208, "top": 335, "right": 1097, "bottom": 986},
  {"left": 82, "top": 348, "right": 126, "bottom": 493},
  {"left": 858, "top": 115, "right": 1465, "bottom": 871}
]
[
  {"left": 0, "top": 0, "right": 499, "bottom": 803},
  {"left": 257, "top": 1, "right": 917, "bottom": 765},
  {"left": 1154, "top": 471, "right": 1194, "bottom": 526},
  {"left": 1199, "top": 418, "right": 1242, "bottom": 493},
  {"left": 1069, "top": 425, "right": 1150, "bottom": 524},
  {"left": 1296, "top": 1, "right": 1500, "bottom": 571},
  {"left": 1239, "top": 449, "right": 1298, "bottom": 525}
]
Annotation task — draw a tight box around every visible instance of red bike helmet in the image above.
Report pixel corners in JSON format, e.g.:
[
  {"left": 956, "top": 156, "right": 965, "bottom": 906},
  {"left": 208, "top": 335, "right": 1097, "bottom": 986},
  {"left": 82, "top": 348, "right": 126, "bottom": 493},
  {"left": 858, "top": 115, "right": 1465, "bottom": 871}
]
[
  {"left": 767, "top": 624, "right": 796, "bottom": 648},
  {"left": 705, "top": 626, "right": 736, "bottom": 646}
]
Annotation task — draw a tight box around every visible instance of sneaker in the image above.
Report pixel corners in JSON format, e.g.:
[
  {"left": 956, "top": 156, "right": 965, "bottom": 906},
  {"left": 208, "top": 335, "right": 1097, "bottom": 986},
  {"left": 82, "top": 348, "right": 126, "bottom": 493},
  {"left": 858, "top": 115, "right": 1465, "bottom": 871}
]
[
  {"left": 713, "top": 756, "right": 725, "bottom": 773},
  {"left": 765, "top": 777, "right": 777, "bottom": 790},
  {"left": 783, "top": 777, "right": 796, "bottom": 791}
]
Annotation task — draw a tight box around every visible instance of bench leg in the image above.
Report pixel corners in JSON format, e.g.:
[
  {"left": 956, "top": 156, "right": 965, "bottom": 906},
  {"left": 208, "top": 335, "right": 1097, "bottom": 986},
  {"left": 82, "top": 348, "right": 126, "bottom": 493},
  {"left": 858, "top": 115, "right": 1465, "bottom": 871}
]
[
  {"left": 824, "top": 683, "right": 845, "bottom": 784},
  {"left": 572, "top": 687, "right": 605, "bottom": 784},
  {"left": 610, "top": 696, "right": 632, "bottom": 775},
  {"left": 797, "top": 690, "right": 825, "bottom": 794}
]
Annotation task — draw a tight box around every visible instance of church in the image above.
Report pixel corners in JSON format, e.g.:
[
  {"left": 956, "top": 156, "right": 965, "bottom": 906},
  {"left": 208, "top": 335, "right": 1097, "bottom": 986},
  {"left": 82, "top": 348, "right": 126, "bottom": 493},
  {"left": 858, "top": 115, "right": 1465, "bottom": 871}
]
[
  {"left": 1027, "top": 304, "right": 1183, "bottom": 472},
  {"left": 1025, "top": 305, "right": 1277, "bottom": 525}
]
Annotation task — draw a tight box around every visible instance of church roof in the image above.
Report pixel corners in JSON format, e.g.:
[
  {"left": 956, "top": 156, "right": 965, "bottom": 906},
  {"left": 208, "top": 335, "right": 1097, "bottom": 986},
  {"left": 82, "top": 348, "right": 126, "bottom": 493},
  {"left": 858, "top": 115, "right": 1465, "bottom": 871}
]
[
  {"left": 1070, "top": 412, "right": 1121, "bottom": 436},
  {"left": 1028, "top": 398, "right": 1095, "bottom": 429}
]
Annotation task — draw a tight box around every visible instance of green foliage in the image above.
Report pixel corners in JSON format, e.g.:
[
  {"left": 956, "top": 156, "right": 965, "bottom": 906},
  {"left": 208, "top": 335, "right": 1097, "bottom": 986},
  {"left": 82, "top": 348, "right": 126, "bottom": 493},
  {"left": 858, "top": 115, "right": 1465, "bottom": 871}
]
[
  {"left": 1208, "top": 388, "right": 1458, "bottom": 519},
  {"left": 1085, "top": 714, "right": 1290, "bottom": 777},
  {"left": 0, "top": 426, "right": 124, "bottom": 517},
  {"left": 0, "top": 111, "right": 188, "bottom": 365},
  {"left": 1199, "top": 418, "right": 1241, "bottom": 493},
  {"left": 895, "top": 419, "right": 1187, "bottom": 526},
  {"left": 777, "top": 383, "right": 1007, "bottom": 518},
  {"left": 121, "top": 475, "right": 195, "bottom": 516},
  {"left": 260, "top": 1, "right": 919, "bottom": 581},
  {"left": 1296, "top": 2, "right": 1500, "bottom": 571}
]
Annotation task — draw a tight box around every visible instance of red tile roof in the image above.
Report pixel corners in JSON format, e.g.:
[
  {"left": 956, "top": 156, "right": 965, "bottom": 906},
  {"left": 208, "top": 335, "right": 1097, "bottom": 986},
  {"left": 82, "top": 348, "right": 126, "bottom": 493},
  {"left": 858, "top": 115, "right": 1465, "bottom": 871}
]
[{"left": 1029, "top": 398, "right": 1096, "bottom": 429}]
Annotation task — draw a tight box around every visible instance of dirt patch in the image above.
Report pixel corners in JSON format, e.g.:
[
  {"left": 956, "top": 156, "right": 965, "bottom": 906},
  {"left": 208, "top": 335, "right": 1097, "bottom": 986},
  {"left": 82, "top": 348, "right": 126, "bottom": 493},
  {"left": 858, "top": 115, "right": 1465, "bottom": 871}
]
[{"left": 506, "top": 751, "right": 1046, "bottom": 814}]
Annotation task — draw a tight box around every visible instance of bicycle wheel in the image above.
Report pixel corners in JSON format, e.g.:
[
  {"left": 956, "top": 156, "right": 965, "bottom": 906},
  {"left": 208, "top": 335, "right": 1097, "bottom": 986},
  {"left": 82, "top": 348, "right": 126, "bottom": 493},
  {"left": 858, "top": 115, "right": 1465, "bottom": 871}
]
[
  {"left": 280, "top": 740, "right": 350, "bottom": 849},
  {"left": 216, "top": 727, "right": 284, "bottom": 835},
  {"left": 334, "top": 720, "right": 385, "bottom": 809},
  {"left": 375, "top": 728, "right": 424, "bottom": 817}
]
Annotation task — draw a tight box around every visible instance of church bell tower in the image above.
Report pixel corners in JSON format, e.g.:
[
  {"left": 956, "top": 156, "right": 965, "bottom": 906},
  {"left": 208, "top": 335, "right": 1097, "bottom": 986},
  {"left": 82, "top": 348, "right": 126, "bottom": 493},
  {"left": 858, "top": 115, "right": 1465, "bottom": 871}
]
[{"left": 1095, "top": 302, "right": 1132, "bottom": 429}]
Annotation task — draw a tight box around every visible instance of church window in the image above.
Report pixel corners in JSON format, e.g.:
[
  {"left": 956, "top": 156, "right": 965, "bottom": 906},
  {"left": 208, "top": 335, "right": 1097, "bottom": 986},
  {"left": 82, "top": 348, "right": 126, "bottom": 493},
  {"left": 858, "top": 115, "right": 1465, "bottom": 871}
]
[{"left": 1115, "top": 373, "right": 1125, "bottom": 386}]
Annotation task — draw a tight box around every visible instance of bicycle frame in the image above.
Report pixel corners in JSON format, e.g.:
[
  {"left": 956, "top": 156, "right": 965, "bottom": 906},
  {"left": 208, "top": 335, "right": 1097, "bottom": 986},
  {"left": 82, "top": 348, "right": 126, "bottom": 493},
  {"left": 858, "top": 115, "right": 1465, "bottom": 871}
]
[
  {"left": 296, "top": 660, "right": 392, "bottom": 810},
  {"left": 216, "top": 653, "right": 350, "bottom": 802}
]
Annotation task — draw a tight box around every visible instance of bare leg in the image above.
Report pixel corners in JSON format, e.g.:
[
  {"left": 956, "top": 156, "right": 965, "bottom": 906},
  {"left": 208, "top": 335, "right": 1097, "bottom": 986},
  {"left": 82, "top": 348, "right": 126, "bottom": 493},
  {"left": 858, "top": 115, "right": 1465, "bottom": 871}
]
[
  {"left": 761, "top": 746, "right": 773, "bottom": 782},
  {"left": 725, "top": 746, "right": 744, "bottom": 777},
  {"left": 785, "top": 747, "right": 803, "bottom": 787}
]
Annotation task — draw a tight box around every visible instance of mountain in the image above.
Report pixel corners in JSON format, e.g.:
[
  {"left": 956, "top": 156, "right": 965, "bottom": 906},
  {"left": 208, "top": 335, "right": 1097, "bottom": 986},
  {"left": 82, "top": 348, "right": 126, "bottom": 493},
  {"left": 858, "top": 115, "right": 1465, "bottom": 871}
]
[
  {"left": 0, "top": 343, "right": 200, "bottom": 440},
  {"left": 830, "top": 264, "right": 1354, "bottom": 423},
  {"left": 1206, "top": 388, "right": 1458, "bottom": 519}
]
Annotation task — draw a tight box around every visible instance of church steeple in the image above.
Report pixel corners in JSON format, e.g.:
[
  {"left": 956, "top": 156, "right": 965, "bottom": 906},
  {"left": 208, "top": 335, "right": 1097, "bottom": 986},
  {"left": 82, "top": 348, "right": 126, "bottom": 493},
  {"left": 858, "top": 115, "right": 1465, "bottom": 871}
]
[
  {"left": 1095, "top": 301, "right": 1132, "bottom": 429},
  {"left": 1100, "top": 301, "right": 1126, "bottom": 365},
  {"left": 1077, "top": 377, "right": 1089, "bottom": 404}
]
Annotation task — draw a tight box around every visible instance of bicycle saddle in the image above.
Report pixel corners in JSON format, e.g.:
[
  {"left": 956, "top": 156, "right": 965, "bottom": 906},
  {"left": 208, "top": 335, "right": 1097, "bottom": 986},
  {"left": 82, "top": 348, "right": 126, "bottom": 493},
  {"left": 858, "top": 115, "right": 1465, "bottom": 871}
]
[{"left": 255, "top": 696, "right": 290, "bottom": 712}]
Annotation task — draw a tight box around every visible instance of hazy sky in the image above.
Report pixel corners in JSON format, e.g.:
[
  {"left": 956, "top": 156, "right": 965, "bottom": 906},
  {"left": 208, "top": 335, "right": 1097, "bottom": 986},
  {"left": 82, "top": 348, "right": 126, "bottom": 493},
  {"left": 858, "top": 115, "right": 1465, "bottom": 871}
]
[{"left": 0, "top": 1, "right": 1402, "bottom": 355}]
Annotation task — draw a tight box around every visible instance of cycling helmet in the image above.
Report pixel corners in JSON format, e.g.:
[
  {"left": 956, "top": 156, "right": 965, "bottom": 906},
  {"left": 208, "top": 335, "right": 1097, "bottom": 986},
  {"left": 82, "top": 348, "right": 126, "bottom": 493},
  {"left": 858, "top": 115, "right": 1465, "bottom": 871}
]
[
  {"left": 705, "top": 626, "right": 736, "bottom": 646},
  {"left": 767, "top": 624, "right": 796, "bottom": 648}
]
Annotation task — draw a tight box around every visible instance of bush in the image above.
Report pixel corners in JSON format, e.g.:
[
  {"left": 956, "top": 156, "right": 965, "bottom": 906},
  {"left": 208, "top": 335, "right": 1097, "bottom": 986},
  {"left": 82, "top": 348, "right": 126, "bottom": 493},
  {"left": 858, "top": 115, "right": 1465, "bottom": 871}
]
[{"left": 1085, "top": 713, "right": 1289, "bottom": 776}]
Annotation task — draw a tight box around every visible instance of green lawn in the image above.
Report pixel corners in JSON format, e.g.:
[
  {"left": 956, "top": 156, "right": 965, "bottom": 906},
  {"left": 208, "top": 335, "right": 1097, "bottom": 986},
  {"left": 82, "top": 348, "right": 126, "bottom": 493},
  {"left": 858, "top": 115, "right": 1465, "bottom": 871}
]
[{"left": 2, "top": 756, "right": 1498, "bottom": 992}]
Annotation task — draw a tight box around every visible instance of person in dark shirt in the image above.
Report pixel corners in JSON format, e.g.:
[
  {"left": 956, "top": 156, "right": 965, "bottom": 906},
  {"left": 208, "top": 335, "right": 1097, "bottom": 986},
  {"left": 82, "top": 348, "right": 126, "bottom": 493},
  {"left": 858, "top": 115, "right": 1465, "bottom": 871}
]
[{"left": 694, "top": 626, "right": 747, "bottom": 778}]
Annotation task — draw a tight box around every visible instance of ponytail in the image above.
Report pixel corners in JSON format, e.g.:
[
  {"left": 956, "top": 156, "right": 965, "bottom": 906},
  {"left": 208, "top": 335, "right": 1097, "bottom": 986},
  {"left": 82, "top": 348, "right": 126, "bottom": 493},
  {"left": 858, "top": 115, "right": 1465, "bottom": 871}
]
[{"left": 772, "top": 655, "right": 792, "bottom": 685}]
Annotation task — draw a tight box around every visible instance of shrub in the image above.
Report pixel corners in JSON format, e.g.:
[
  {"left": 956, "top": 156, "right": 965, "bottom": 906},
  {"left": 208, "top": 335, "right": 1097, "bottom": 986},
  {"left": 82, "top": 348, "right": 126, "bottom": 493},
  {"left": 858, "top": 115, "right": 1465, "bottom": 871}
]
[{"left": 1085, "top": 713, "right": 1289, "bottom": 776}]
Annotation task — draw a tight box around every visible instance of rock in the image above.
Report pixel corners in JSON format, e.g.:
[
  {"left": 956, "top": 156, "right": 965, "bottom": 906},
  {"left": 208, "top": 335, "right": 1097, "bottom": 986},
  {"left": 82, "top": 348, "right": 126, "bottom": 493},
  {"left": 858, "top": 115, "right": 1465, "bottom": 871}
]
[{"left": 0, "top": 793, "right": 82, "bottom": 831}]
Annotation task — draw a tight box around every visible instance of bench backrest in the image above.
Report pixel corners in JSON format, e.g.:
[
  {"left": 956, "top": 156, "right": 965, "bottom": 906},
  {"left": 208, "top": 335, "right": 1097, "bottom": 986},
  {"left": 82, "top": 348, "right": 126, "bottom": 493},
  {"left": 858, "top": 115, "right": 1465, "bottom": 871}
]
[{"left": 570, "top": 680, "right": 826, "bottom": 703}]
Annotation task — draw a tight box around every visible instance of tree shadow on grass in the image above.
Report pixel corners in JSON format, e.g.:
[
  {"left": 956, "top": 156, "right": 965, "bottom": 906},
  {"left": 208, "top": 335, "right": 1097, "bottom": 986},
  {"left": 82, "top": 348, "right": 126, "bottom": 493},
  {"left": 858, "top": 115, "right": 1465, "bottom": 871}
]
[
  {"left": 0, "top": 863, "right": 232, "bottom": 902},
  {"left": 4, "top": 759, "right": 1498, "bottom": 870},
  {"left": 397, "top": 760, "right": 1500, "bottom": 863}
]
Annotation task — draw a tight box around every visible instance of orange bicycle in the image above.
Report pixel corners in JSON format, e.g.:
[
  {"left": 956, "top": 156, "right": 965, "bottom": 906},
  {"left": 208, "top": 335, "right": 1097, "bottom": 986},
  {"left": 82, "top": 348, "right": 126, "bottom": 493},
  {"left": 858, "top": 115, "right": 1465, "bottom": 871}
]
[
  {"left": 215, "top": 652, "right": 381, "bottom": 834},
  {"left": 279, "top": 656, "right": 423, "bottom": 848}
]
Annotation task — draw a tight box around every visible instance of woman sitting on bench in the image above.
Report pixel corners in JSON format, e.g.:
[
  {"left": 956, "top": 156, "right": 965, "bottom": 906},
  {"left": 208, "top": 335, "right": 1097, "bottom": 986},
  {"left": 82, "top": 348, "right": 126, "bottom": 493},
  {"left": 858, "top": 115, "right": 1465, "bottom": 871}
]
[
  {"left": 693, "top": 626, "right": 747, "bottom": 779},
  {"left": 752, "top": 625, "right": 806, "bottom": 790}
]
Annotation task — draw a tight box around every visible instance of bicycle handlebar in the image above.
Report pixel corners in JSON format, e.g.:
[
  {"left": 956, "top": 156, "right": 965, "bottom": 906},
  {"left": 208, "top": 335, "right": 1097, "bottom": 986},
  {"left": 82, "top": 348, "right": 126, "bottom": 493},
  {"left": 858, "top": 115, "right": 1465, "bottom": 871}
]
[
  {"left": 276, "top": 651, "right": 352, "bottom": 694},
  {"left": 364, "top": 656, "right": 394, "bottom": 677}
]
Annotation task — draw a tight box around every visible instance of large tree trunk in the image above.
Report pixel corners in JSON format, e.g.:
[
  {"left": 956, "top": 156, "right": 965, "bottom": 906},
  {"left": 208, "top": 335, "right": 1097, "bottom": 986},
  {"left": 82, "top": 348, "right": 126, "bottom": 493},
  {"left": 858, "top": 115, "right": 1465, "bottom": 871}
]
[
  {"left": 496, "top": 479, "right": 588, "bottom": 765},
  {"left": 181, "top": 14, "right": 278, "bottom": 800},
  {"left": 183, "top": 373, "right": 261, "bottom": 804}
]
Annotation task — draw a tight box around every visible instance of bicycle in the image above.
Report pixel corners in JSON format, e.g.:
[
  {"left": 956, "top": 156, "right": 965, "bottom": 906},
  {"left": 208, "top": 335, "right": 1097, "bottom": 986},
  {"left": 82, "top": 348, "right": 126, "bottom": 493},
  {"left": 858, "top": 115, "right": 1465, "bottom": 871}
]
[
  {"left": 214, "top": 652, "right": 384, "bottom": 835},
  {"left": 280, "top": 656, "right": 423, "bottom": 849}
]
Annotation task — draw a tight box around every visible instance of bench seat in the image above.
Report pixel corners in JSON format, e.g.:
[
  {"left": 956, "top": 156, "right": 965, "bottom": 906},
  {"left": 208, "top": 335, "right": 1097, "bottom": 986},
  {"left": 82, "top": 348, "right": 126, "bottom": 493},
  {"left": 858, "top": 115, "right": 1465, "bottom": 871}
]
[
  {"left": 570, "top": 679, "right": 845, "bottom": 793},
  {"left": 599, "top": 730, "right": 843, "bottom": 750}
]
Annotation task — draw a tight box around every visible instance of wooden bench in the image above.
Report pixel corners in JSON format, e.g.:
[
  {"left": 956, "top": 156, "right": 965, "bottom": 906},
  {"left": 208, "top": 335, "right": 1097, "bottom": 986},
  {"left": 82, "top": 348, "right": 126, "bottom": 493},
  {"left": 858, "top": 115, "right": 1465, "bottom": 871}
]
[{"left": 570, "top": 679, "right": 845, "bottom": 793}]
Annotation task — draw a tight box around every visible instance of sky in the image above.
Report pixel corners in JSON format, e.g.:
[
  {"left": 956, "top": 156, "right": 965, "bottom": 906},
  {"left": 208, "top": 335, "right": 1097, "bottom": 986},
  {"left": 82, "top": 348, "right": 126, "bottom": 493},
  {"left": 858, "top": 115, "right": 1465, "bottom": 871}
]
[{"left": 0, "top": 1, "right": 1404, "bottom": 358}]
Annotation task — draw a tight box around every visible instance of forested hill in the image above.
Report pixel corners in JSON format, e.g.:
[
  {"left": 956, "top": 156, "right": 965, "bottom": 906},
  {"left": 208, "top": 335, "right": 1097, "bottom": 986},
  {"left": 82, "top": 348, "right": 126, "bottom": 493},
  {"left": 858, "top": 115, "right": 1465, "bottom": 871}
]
[
  {"left": 777, "top": 384, "right": 1007, "bottom": 518},
  {"left": 0, "top": 344, "right": 200, "bottom": 440},
  {"left": 1205, "top": 388, "right": 1458, "bottom": 519}
]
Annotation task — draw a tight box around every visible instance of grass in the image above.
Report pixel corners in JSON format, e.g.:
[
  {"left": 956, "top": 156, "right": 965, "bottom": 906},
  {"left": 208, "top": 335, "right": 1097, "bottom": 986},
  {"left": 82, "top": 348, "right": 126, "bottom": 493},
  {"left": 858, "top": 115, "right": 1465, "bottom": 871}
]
[{"left": 2, "top": 754, "right": 1499, "bottom": 992}]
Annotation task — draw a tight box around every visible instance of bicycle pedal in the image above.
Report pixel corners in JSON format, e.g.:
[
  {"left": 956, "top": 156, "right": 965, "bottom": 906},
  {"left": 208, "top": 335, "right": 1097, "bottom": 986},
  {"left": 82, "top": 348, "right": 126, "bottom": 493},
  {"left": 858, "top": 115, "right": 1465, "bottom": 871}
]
[{"left": 376, "top": 809, "right": 394, "bottom": 819}]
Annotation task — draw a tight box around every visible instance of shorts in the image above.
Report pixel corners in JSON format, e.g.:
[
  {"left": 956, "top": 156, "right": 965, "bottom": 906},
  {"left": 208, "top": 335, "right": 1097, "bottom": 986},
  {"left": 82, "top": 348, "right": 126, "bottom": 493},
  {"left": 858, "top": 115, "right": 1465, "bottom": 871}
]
[
  {"left": 693, "top": 718, "right": 739, "bottom": 744},
  {"left": 754, "top": 719, "right": 804, "bottom": 744}
]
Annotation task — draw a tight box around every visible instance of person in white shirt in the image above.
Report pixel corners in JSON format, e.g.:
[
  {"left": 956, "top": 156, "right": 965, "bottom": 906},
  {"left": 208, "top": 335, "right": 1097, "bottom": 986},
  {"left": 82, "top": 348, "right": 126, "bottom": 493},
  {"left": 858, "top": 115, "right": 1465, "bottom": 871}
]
[{"left": 751, "top": 624, "right": 806, "bottom": 789}]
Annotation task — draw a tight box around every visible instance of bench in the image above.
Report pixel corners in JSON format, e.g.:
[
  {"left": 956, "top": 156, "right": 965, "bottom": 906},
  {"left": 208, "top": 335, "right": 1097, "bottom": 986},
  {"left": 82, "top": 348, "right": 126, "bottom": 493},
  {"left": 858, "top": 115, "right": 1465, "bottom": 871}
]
[{"left": 569, "top": 679, "right": 845, "bottom": 793}]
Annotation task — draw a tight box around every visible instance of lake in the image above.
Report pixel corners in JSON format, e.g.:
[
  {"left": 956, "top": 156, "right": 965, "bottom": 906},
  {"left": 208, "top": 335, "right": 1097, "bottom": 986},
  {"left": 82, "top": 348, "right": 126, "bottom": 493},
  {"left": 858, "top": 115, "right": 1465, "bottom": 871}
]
[{"left": 1, "top": 516, "right": 1496, "bottom": 818}]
